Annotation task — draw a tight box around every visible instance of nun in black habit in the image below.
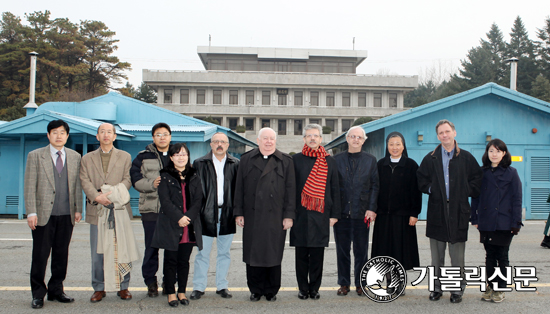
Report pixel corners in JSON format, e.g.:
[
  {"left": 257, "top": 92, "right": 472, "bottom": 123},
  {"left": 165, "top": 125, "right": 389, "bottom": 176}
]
[{"left": 371, "top": 132, "right": 421, "bottom": 270}]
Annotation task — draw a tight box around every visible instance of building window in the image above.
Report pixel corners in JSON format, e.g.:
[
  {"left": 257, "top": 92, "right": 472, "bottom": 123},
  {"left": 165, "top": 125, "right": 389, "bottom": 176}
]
[
  {"left": 197, "top": 89, "right": 206, "bottom": 104},
  {"left": 246, "top": 90, "right": 254, "bottom": 105},
  {"left": 227, "top": 60, "right": 242, "bottom": 71},
  {"left": 243, "top": 61, "right": 258, "bottom": 71},
  {"left": 342, "top": 92, "right": 350, "bottom": 107},
  {"left": 210, "top": 59, "right": 225, "bottom": 70},
  {"left": 180, "top": 89, "right": 189, "bottom": 104},
  {"left": 164, "top": 89, "right": 172, "bottom": 104},
  {"left": 342, "top": 119, "right": 353, "bottom": 132},
  {"left": 259, "top": 62, "right": 274, "bottom": 71},
  {"left": 310, "top": 91, "right": 319, "bottom": 106},
  {"left": 228, "top": 118, "right": 238, "bottom": 130},
  {"left": 262, "top": 90, "right": 271, "bottom": 105},
  {"left": 324, "top": 62, "right": 338, "bottom": 73},
  {"left": 261, "top": 119, "right": 270, "bottom": 128},
  {"left": 374, "top": 93, "right": 382, "bottom": 107},
  {"left": 326, "top": 92, "right": 335, "bottom": 107},
  {"left": 229, "top": 90, "right": 238, "bottom": 105},
  {"left": 389, "top": 93, "right": 397, "bottom": 108},
  {"left": 278, "top": 119, "right": 287, "bottom": 135},
  {"left": 294, "top": 91, "right": 303, "bottom": 106},
  {"left": 309, "top": 119, "right": 320, "bottom": 125},
  {"left": 276, "top": 62, "right": 289, "bottom": 72},
  {"left": 245, "top": 118, "right": 254, "bottom": 130},
  {"left": 294, "top": 119, "right": 303, "bottom": 136},
  {"left": 358, "top": 92, "right": 366, "bottom": 107},
  {"left": 278, "top": 94, "right": 287, "bottom": 106},
  {"left": 213, "top": 90, "right": 222, "bottom": 104},
  {"left": 308, "top": 61, "right": 323, "bottom": 73},
  {"left": 325, "top": 119, "right": 336, "bottom": 133},
  {"left": 291, "top": 62, "right": 307, "bottom": 72}
]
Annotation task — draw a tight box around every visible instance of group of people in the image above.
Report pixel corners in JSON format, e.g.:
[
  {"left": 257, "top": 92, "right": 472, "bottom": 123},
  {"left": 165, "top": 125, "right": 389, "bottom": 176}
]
[{"left": 24, "top": 118, "right": 524, "bottom": 309}]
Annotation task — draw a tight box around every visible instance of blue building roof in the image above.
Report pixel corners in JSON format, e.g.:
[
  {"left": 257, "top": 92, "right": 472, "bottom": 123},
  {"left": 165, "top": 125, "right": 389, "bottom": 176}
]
[{"left": 326, "top": 83, "right": 550, "bottom": 150}]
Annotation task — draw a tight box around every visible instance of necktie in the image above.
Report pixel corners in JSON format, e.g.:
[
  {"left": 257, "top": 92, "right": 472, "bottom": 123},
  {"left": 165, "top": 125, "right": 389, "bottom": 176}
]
[{"left": 56, "top": 151, "right": 63, "bottom": 174}]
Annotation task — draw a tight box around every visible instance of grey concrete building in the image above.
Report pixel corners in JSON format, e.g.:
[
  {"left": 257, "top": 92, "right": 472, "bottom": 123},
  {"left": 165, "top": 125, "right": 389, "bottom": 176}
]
[{"left": 143, "top": 46, "right": 418, "bottom": 153}]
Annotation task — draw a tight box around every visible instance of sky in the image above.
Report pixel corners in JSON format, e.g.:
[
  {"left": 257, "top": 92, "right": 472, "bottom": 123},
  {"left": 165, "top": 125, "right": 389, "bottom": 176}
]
[{"left": 3, "top": 0, "right": 549, "bottom": 87}]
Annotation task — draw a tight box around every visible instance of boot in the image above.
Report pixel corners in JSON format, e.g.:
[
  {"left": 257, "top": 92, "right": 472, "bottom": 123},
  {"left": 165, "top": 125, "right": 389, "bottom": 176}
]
[{"left": 541, "top": 235, "right": 550, "bottom": 248}]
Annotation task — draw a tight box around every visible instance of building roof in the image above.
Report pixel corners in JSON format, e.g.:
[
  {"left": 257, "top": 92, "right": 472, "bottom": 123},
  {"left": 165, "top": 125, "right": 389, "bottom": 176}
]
[
  {"left": 325, "top": 82, "right": 550, "bottom": 150},
  {"left": 197, "top": 46, "right": 369, "bottom": 69}
]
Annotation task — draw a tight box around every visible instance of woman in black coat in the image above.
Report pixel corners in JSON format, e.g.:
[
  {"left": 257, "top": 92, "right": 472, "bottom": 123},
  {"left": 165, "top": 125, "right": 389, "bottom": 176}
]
[
  {"left": 371, "top": 132, "right": 422, "bottom": 272},
  {"left": 470, "top": 139, "right": 522, "bottom": 303},
  {"left": 151, "top": 143, "right": 203, "bottom": 307}
]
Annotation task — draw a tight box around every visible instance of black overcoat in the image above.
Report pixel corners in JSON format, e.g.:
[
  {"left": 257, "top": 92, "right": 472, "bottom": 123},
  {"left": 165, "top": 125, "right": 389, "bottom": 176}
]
[
  {"left": 290, "top": 153, "right": 341, "bottom": 247},
  {"left": 193, "top": 151, "right": 239, "bottom": 237},
  {"left": 233, "top": 148, "right": 296, "bottom": 267},
  {"left": 377, "top": 157, "right": 422, "bottom": 217},
  {"left": 417, "top": 143, "right": 482, "bottom": 243},
  {"left": 152, "top": 167, "right": 203, "bottom": 251}
]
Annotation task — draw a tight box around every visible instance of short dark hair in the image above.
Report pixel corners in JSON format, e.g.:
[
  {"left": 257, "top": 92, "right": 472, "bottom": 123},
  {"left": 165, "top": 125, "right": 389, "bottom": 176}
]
[
  {"left": 482, "top": 138, "right": 512, "bottom": 168},
  {"left": 167, "top": 142, "right": 192, "bottom": 177},
  {"left": 152, "top": 122, "right": 171, "bottom": 136},
  {"left": 47, "top": 120, "right": 70, "bottom": 134}
]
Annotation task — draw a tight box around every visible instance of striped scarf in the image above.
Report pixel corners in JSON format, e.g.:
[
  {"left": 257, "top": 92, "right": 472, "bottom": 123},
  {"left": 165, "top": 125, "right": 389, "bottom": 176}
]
[{"left": 301, "top": 144, "right": 329, "bottom": 213}]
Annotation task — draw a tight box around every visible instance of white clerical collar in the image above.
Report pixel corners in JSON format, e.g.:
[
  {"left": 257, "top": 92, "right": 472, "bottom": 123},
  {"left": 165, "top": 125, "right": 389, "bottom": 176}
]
[{"left": 390, "top": 156, "right": 401, "bottom": 163}]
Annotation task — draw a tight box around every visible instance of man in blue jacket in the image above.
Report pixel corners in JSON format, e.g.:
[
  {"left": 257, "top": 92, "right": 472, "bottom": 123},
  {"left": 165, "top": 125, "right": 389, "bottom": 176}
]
[{"left": 333, "top": 126, "right": 379, "bottom": 297}]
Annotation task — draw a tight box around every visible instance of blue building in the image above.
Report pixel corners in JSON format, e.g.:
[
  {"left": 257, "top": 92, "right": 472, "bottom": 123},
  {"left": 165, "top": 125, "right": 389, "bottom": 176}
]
[
  {"left": 326, "top": 83, "right": 550, "bottom": 220},
  {"left": 0, "top": 92, "right": 256, "bottom": 218}
]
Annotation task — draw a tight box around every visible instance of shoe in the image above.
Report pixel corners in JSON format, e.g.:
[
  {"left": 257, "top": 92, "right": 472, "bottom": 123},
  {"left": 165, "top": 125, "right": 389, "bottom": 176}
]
[
  {"left": 147, "top": 282, "right": 159, "bottom": 297},
  {"left": 356, "top": 286, "right": 365, "bottom": 296},
  {"left": 47, "top": 293, "right": 74, "bottom": 303},
  {"left": 168, "top": 295, "right": 178, "bottom": 307},
  {"left": 429, "top": 291, "right": 442, "bottom": 301},
  {"left": 117, "top": 289, "right": 132, "bottom": 300},
  {"left": 481, "top": 285, "right": 493, "bottom": 301},
  {"left": 541, "top": 236, "right": 550, "bottom": 248},
  {"left": 265, "top": 293, "right": 277, "bottom": 301},
  {"left": 337, "top": 285, "right": 350, "bottom": 296},
  {"left": 178, "top": 293, "right": 189, "bottom": 305},
  {"left": 309, "top": 291, "right": 320, "bottom": 300},
  {"left": 298, "top": 290, "right": 309, "bottom": 300},
  {"left": 216, "top": 289, "right": 232, "bottom": 298},
  {"left": 450, "top": 294, "right": 462, "bottom": 303},
  {"left": 190, "top": 290, "right": 204, "bottom": 300},
  {"left": 491, "top": 291, "right": 505, "bottom": 303},
  {"left": 250, "top": 293, "right": 261, "bottom": 302},
  {"left": 31, "top": 298, "right": 44, "bottom": 309},
  {"left": 90, "top": 291, "right": 106, "bottom": 303}
]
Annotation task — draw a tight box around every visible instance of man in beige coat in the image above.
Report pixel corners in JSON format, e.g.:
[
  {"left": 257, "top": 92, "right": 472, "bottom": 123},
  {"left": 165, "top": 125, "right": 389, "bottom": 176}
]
[
  {"left": 25, "top": 119, "right": 82, "bottom": 309},
  {"left": 80, "top": 123, "right": 133, "bottom": 302}
]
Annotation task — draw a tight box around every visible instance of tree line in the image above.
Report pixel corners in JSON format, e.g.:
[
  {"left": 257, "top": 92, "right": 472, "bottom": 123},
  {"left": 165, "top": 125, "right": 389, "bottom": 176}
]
[
  {"left": 405, "top": 16, "right": 550, "bottom": 107},
  {"left": 0, "top": 10, "right": 131, "bottom": 120}
]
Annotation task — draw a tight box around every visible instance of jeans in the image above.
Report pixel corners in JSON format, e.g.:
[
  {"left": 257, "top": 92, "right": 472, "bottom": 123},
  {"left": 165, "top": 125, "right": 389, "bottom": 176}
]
[{"left": 333, "top": 217, "right": 370, "bottom": 287}]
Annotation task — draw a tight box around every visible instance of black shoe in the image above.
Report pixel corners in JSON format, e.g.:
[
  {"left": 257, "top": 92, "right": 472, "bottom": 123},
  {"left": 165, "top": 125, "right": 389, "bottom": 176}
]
[
  {"left": 429, "top": 291, "right": 442, "bottom": 301},
  {"left": 31, "top": 298, "right": 44, "bottom": 309},
  {"left": 190, "top": 290, "right": 204, "bottom": 300},
  {"left": 265, "top": 293, "right": 277, "bottom": 302},
  {"left": 309, "top": 291, "right": 320, "bottom": 300},
  {"left": 541, "top": 236, "right": 550, "bottom": 248},
  {"left": 47, "top": 293, "right": 74, "bottom": 303},
  {"left": 177, "top": 294, "right": 189, "bottom": 306},
  {"left": 450, "top": 294, "right": 462, "bottom": 303},
  {"left": 168, "top": 300, "right": 179, "bottom": 307},
  {"left": 298, "top": 290, "right": 309, "bottom": 300},
  {"left": 216, "top": 289, "right": 232, "bottom": 298},
  {"left": 147, "top": 282, "right": 159, "bottom": 297},
  {"left": 250, "top": 293, "right": 261, "bottom": 302}
]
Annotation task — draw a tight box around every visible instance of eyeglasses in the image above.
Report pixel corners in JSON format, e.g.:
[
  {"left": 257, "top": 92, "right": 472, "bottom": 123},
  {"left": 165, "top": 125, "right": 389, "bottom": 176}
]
[
  {"left": 348, "top": 135, "right": 364, "bottom": 140},
  {"left": 305, "top": 134, "right": 320, "bottom": 139},
  {"left": 154, "top": 133, "right": 170, "bottom": 138},
  {"left": 212, "top": 140, "right": 228, "bottom": 145},
  {"left": 173, "top": 153, "right": 188, "bottom": 157}
]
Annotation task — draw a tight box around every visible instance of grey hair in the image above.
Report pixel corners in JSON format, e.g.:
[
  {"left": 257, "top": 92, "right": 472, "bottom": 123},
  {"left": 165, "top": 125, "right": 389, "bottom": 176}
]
[
  {"left": 97, "top": 122, "right": 116, "bottom": 134},
  {"left": 435, "top": 119, "right": 455, "bottom": 133},
  {"left": 302, "top": 124, "right": 322, "bottom": 137},
  {"left": 258, "top": 127, "right": 277, "bottom": 140},
  {"left": 346, "top": 126, "right": 367, "bottom": 140}
]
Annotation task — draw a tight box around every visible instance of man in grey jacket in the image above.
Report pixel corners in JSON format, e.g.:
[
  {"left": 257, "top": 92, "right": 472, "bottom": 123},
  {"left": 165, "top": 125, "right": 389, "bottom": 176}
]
[{"left": 130, "top": 122, "right": 172, "bottom": 297}]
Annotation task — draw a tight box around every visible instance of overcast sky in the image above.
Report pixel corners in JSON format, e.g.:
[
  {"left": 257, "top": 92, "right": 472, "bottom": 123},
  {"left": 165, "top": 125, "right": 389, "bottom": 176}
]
[{"left": 4, "top": 0, "right": 549, "bottom": 87}]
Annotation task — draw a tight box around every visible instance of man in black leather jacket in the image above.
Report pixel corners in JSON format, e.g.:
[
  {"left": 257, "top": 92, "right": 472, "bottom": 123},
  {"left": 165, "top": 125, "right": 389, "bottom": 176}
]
[
  {"left": 190, "top": 132, "right": 239, "bottom": 301},
  {"left": 333, "top": 126, "right": 379, "bottom": 297}
]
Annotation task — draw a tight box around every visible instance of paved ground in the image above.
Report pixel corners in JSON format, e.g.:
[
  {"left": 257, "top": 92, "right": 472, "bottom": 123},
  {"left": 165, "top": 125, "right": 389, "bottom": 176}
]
[{"left": 1, "top": 218, "right": 549, "bottom": 313}]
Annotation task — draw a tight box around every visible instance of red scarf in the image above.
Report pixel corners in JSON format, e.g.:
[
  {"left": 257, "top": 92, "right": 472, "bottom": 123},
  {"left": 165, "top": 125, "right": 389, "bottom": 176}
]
[{"left": 301, "top": 144, "right": 329, "bottom": 213}]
